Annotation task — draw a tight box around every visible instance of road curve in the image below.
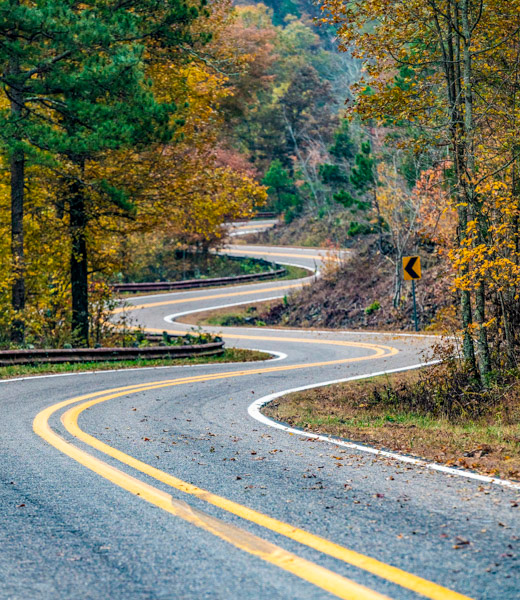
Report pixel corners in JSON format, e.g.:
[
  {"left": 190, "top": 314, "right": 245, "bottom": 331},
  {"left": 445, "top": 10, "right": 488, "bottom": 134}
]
[
  {"left": 1, "top": 244, "right": 519, "bottom": 600},
  {"left": 227, "top": 219, "right": 278, "bottom": 237}
]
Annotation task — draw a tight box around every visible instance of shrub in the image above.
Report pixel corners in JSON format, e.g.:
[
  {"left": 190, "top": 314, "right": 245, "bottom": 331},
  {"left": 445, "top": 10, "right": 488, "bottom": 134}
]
[{"left": 365, "top": 301, "right": 381, "bottom": 315}]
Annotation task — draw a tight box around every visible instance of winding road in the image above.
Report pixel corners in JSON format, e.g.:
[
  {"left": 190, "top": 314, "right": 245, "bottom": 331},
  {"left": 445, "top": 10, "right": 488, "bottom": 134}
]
[{"left": 1, "top": 243, "right": 519, "bottom": 600}]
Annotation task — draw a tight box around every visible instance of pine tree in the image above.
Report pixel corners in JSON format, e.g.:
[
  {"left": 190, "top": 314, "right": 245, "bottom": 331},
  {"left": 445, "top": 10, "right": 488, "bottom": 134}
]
[
  {"left": 262, "top": 159, "right": 302, "bottom": 221},
  {"left": 0, "top": 0, "right": 205, "bottom": 345}
]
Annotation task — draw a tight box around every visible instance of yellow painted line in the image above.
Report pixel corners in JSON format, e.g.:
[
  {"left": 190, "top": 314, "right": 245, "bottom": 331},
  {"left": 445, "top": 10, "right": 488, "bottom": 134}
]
[
  {"left": 58, "top": 376, "right": 473, "bottom": 600},
  {"left": 33, "top": 332, "right": 471, "bottom": 600},
  {"left": 232, "top": 224, "right": 275, "bottom": 230},
  {"left": 142, "top": 330, "right": 398, "bottom": 357},
  {"left": 113, "top": 282, "right": 304, "bottom": 314},
  {"left": 33, "top": 398, "right": 388, "bottom": 600}
]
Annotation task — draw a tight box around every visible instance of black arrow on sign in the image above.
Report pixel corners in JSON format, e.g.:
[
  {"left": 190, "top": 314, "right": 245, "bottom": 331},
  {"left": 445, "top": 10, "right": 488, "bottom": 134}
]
[{"left": 404, "top": 257, "right": 420, "bottom": 279}]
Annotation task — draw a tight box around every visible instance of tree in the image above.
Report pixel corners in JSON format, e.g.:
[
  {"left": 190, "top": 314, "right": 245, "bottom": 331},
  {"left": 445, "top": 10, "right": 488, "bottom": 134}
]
[
  {"left": 102, "top": 55, "right": 267, "bottom": 270},
  {"left": 319, "top": 0, "right": 520, "bottom": 379},
  {"left": 53, "top": 59, "right": 174, "bottom": 345},
  {"left": 329, "top": 119, "right": 355, "bottom": 163},
  {"left": 262, "top": 159, "right": 301, "bottom": 220},
  {"left": 0, "top": 0, "right": 206, "bottom": 345},
  {"left": 221, "top": 5, "right": 347, "bottom": 183},
  {"left": 0, "top": 0, "right": 77, "bottom": 341},
  {"left": 0, "top": 0, "right": 270, "bottom": 348},
  {"left": 377, "top": 163, "right": 424, "bottom": 307}
]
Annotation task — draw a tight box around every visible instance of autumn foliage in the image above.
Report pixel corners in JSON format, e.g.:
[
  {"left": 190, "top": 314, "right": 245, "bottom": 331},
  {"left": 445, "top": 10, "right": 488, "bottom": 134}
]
[
  {"left": 0, "top": 0, "right": 266, "bottom": 347},
  {"left": 319, "top": 0, "right": 520, "bottom": 379}
]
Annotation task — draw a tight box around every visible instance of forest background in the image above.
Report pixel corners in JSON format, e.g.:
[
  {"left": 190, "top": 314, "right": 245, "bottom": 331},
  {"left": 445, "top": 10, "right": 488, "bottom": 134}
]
[
  {"left": 0, "top": 0, "right": 366, "bottom": 349},
  {"left": 2, "top": 0, "right": 520, "bottom": 390}
]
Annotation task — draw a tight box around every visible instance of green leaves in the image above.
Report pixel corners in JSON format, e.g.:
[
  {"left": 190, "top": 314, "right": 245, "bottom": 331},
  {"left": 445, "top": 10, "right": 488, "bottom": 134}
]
[
  {"left": 350, "top": 141, "right": 375, "bottom": 191},
  {"left": 329, "top": 120, "right": 355, "bottom": 162},
  {"left": 319, "top": 163, "right": 349, "bottom": 186},
  {"left": 262, "top": 159, "right": 302, "bottom": 220},
  {"left": 96, "top": 180, "right": 135, "bottom": 215}
]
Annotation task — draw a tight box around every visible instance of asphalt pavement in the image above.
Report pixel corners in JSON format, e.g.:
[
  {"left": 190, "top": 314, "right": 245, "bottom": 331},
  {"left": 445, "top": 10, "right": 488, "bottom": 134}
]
[{"left": 1, "top": 244, "right": 519, "bottom": 600}]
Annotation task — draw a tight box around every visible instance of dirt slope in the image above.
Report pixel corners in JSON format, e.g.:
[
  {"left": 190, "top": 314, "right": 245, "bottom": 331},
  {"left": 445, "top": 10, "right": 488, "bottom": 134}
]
[{"left": 261, "top": 245, "right": 454, "bottom": 331}]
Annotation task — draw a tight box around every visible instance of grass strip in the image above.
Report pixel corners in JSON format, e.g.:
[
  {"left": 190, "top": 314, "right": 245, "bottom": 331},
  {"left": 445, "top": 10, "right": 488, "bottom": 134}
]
[
  {"left": 189, "top": 301, "right": 275, "bottom": 328},
  {"left": 263, "top": 367, "right": 520, "bottom": 482},
  {"left": 274, "top": 264, "right": 312, "bottom": 281},
  {"left": 0, "top": 348, "right": 270, "bottom": 380}
]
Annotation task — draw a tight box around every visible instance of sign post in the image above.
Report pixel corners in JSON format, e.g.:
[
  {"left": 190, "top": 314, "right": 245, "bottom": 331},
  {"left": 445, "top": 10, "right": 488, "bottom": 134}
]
[
  {"left": 402, "top": 256, "right": 421, "bottom": 332},
  {"left": 411, "top": 279, "right": 418, "bottom": 332}
]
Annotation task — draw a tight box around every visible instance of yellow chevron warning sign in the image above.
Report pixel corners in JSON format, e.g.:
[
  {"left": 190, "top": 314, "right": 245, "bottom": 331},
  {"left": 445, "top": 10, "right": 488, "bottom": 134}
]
[{"left": 402, "top": 256, "right": 421, "bottom": 280}]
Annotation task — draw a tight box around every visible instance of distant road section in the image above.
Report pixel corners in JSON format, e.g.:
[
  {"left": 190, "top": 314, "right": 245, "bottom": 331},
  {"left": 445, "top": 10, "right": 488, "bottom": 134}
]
[{"left": 227, "top": 218, "right": 278, "bottom": 237}]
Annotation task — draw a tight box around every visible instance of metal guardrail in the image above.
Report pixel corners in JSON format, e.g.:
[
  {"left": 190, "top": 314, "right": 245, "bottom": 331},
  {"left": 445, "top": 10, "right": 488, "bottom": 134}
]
[
  {"left": 0, "top": 341, "right": 225, "bottom": 367},
  {"left": 232, "top": 212, "right": 278, "bottom": 222},
  {"left": 254, "top": 211, "right": 278, "bottom": 219},
  {"left": 112, "top": 268, "right": 286, "bottom": 293}
]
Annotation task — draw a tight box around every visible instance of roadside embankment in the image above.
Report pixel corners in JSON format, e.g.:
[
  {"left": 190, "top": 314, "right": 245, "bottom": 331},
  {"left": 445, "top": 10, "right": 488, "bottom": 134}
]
[
  {"left": 263, "top": 363, "right": 520, "bottom": 482},
  {"left": 185, "top": 246, "right": 453, "bottom": 333}
]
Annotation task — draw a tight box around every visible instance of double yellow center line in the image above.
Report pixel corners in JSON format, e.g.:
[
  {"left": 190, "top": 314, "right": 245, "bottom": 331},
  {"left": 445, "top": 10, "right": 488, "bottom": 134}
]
[
  {"left": 112, "top": 282, "right": 304, "bottom": 315},
  {"left": 33, "top": 337, "right": 472, "bottom": 600}
]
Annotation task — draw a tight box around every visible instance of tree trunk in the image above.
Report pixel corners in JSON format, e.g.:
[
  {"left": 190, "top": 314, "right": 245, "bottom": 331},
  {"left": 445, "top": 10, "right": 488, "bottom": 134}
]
[
  {"left": 69, "top": 181, "right": 89, "bottom": 346},
  {"left": 461, "top": 0, "right": 491, "bottom": 379},
  {"left": 393, "top": 258, "right": 401, "bottom": 309},
  {"left": 373, "top": 185, "right": 384, "bottom": 254},
  {"left": 10, "top": 146, "right": 25, "bottom": 343},
  {"left": 499, "top": 291, "right": 516, "bottom": 369},
  {"left": 474, "top": 283, "right": 492, "bottom": 380},
  {"left": 434, "top": 0, "right": 477, "bottom": 373},
  {"left": 8, "top": 50, "right": 26, "bottom": 343}
]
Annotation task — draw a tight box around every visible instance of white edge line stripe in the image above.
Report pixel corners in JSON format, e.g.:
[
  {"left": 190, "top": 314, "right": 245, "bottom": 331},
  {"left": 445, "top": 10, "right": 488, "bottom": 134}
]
[
  {"left": 221, "top": 325, "right": 440, "bottom": 340},
  {"left": 163, "top": 295, "right": 442, "bottom": 342},
  {"left": 248, "top": 361, "right": 520, "bottom": 491},
  {"left": 118, "top": 274, "right": 315, "bottom": 304},
  {"left": 222, "top": 246, "right": 350, "bottom": 257},
  {"left": 248, "top": 349, "right": 287, "bottom": 362},
  {"left": 164, "top": 296, "right": 287, "bottom": 321}
]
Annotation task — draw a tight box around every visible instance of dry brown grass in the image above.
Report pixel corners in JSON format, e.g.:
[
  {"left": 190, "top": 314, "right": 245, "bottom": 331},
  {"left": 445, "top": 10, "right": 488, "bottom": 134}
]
[
  {"left": 263, "top": 367, "right": 520, "bottom": 481},
  {"left": 179, "top": 301, "right": 274, "bottom": 327}
]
